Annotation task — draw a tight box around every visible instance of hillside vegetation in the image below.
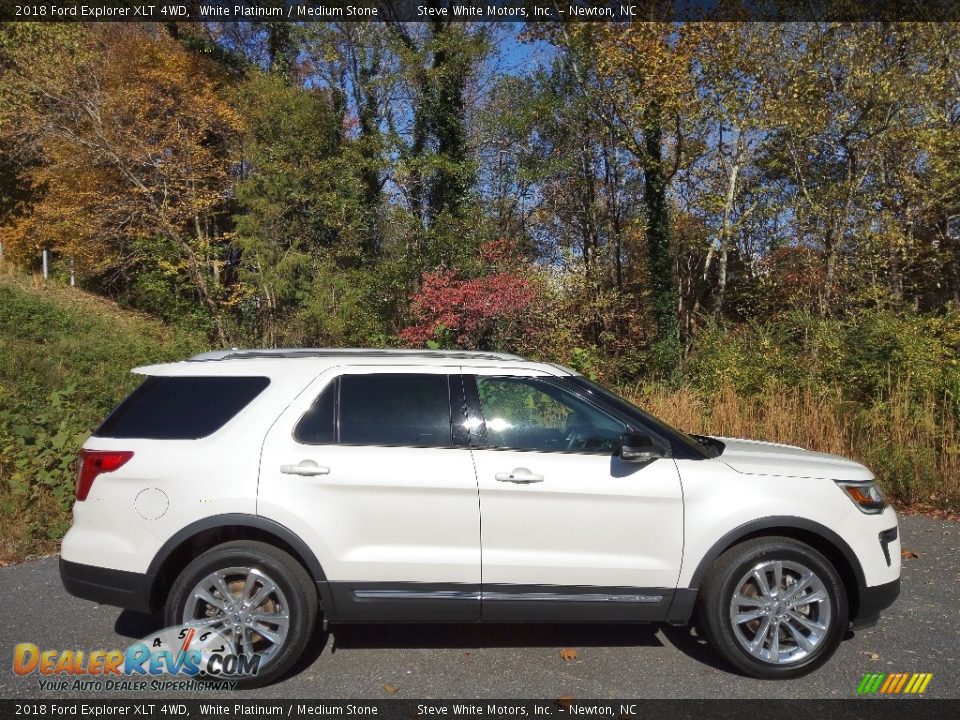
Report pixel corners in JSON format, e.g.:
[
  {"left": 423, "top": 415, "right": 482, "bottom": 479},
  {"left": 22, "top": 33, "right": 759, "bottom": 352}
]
[
  {"left": 2, "top": 23, "right": 960, "bottom": 548},
  {"left": 0, "top": 268, "right": 206, "bottom": 563},
  {"left": 2, "top": 267, "right": 960, "bottom": 564}
]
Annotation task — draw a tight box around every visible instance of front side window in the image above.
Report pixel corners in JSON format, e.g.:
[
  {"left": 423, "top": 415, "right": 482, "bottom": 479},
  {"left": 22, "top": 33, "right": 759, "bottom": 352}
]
[
  {"left": 337, "top": 373, "right": 452, "bottom": 447},
  {"left": 476, "top": 377, "right": 625, "bottom": 453}
]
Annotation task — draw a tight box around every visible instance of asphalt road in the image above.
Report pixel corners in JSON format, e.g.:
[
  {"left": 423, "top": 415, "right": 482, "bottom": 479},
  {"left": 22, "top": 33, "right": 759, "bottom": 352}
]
[{"left": 1, "top": 514, "right": 957, "bottom": 700}]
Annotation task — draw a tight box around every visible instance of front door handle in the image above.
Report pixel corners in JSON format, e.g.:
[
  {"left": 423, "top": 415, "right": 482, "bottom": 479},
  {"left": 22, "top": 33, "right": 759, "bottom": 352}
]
[
  {"left": 280, "top": 460, "right": 330, "bottom": 477},
  {"left": 495, "top": 467, "right": 544, "bottom": 484}
]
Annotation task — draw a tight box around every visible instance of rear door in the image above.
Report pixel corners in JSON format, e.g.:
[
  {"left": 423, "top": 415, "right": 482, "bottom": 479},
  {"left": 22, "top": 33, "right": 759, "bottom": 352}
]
[
  {"left": 258, "top": 367, "right": 481, "bottom": 622},
  {"left": 463, "top": 370, "right": 684, "bottom": 622}
]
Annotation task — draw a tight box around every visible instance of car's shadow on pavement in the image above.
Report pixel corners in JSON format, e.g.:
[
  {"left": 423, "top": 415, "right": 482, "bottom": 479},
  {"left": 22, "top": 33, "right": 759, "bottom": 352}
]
[
  {"left": 327, "top": 622, "right": 663, "bottom": 651},
  {"left": 657, "top": 624, "right": 743, "bottom": 676},
  {"left": 327, "top": 622, "right": 745, "bottom": 676},
  {"left": 113, "top": 610, "right": 741, "bottom": 679},
  {"left": 114, "top": 610, "right": 165, "bottom": 639}
]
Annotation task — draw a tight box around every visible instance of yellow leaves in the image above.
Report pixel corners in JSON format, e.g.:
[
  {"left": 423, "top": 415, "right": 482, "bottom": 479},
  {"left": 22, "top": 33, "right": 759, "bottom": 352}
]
[
  {"left": 559, "top": 648, "right": 578, "bottom": 661},
  {"left": 0, "top": 24, "right": 242, "bottom": 276},
  {"left": 586, "top": 23, "right": 696, "bottom": 131}
]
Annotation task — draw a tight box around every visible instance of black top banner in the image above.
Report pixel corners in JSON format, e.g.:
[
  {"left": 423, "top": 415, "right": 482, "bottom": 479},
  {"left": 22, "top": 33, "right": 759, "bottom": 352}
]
[
  {"left": 0, "top": 700, "right": 957, "bottom": 719},
  {"left": 2, "top": 0, "right": 960, "bottom": 23}
]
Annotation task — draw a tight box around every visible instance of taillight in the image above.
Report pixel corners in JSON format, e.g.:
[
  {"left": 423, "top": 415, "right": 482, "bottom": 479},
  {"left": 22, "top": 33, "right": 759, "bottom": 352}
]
[{"left": 75, "top": 450, "right": 133, "bottom": 501}]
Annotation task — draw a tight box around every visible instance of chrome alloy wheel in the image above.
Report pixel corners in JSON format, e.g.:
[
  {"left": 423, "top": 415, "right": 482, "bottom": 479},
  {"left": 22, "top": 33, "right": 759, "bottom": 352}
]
[
  {"left": 182, "top": 566, "right": 290, "bottom": 667},
  {"left": 729, "top": 559, "right": 832, "bottom": 665}
]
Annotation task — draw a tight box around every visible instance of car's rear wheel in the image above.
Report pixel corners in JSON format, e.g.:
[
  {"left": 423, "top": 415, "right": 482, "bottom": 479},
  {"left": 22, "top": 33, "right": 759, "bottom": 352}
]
[
  {"left": 696, "top": 536, "right": 848, "bottom": 679},
  {"left": 165, "top": 540, "right": 317, "bottom": 688}
]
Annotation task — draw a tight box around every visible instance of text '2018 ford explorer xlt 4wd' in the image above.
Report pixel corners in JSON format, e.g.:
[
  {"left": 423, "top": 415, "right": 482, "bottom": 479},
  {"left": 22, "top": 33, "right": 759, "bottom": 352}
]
[{"left": 61, "top": 349, "right": 900, "bottom": 686}]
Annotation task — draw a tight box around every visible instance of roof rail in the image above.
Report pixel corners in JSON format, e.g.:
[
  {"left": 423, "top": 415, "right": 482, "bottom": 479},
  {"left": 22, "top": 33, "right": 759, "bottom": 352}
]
[{"left": 188, "top": 348, "right": 527, "bottom": 363}]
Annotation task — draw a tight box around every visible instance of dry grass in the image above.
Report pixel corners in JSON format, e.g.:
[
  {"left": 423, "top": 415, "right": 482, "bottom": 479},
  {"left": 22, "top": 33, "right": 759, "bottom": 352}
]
[{"left": 625, "top": 382, "right": 960, "bottom": 508}]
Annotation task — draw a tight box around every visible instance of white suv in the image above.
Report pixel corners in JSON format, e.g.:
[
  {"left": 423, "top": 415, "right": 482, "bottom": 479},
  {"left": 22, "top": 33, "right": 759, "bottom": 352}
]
[{"left": 61, "top": 349, "right": 900, "bottom": 686}]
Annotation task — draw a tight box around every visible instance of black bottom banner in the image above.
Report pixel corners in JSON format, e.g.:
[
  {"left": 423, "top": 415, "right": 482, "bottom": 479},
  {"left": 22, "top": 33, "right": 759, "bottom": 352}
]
[{"left": 1, "top": 700, "right": 956, "bottom": 720}]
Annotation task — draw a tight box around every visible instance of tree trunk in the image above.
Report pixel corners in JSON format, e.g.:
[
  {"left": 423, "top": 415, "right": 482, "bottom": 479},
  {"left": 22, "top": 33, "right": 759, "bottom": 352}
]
[
  {"left": 268, "top": 23, "right": 296, "bottom": 80},
  {"left": 643, "top": 102, "right": 679, "bottom": 358},
  {"left": 176, "top": 222, "right": 229, "bottom": 346},
  {"left": 715, "top": 148, "right": 742, "bottom": 321},
  {"left": 820, "top": 226, "right": 838, "bottom": 317}
]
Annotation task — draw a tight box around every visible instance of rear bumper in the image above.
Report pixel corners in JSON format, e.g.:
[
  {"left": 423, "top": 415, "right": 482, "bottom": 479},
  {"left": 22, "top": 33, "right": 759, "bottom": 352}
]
[
  {"left": 60, "top": 558, "right": 155, "bottom": 613},
  {"left": 851, "top": 577, "right": 900, "bottom": 629}
]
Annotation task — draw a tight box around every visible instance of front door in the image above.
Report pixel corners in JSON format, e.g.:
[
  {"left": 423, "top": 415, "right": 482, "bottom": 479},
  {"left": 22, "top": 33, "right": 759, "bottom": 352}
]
[
  {"left": 464, "top": 371, "right": 684, "bottom": 622},
  {"left": 258, "top": 367, "right": 481, "bottom": 622}
]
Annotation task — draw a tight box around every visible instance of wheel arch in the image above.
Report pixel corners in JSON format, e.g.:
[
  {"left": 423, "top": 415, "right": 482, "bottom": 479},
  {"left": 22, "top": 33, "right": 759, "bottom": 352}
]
[
  {"left": 685, "top": 516, "right": 866, "bottom": 619},
  {"left": 146, "top": 514, "right": 327, "bottom": 613}
]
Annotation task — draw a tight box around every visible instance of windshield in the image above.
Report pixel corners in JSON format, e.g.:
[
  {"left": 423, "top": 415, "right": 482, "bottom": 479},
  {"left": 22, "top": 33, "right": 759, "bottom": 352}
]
[{"left": 567, "top": 376, "right": 722, "bottom": 459}]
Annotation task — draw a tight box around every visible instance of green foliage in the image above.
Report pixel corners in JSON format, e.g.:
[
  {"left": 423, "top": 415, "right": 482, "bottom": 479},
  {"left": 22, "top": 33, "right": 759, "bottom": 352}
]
[
  {"left": 0, "top": 273, "right": 206, "bottom": 561},
  {"left": 686, "top": 310, "right": 960, "bottom": 407},
  {"left": 116, "top": 235, "right": 215, "bottom": 335},
  {"left": 843, "top": 311, "right": 960, "bottom": 403},
  {"left": 287, "top": 262, "right": 397, "bottom": 348},
  {"left": 233, "top": 71, "right": 371, "bottom": 347},
  {"left": 0, "top": 386, "right": 87, "bottom": 542}
]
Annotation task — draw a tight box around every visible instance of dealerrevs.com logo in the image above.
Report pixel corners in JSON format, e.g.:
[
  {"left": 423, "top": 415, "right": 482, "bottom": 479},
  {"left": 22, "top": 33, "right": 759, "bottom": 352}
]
[
  {"left": 857, "top": 672, "right": 933, "bottom": 695},
  {"left": 13, "top": 625, "right": 260, "bottom": 691}
]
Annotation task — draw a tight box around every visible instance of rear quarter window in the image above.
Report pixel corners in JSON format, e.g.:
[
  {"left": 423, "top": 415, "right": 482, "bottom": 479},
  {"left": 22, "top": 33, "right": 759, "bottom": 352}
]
[{"left": 95, "top": 376, "right": 270, "bottom": 440}]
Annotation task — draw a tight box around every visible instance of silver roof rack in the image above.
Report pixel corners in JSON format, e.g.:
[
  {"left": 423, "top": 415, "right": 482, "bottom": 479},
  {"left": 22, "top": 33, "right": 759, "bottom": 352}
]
[{"left": 189, "top": 348, "right": 527, "bottom": 362}]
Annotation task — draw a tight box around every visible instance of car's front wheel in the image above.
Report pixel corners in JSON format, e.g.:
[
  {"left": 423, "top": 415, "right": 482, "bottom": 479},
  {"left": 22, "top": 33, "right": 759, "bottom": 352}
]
[
  {"left": 165, "top": 540, "right": 317, "bottom": 688},
  {"left": 697, "top": 536, "right": 848, "bottom": 679}
]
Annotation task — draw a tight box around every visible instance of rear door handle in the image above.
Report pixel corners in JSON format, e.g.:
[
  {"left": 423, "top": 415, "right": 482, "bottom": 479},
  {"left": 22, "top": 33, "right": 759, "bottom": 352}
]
[
  {"left": 495, "top": 468, "right": 544, "bottom": 484},
  {"left": 280, "top": 460, "right": 330, "bottom": 477}
]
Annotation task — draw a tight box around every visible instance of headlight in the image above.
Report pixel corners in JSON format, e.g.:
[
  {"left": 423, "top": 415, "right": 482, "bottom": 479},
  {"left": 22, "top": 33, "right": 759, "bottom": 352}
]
[{"left": 835, "top": 480, "right": 888, "bottom": 514}]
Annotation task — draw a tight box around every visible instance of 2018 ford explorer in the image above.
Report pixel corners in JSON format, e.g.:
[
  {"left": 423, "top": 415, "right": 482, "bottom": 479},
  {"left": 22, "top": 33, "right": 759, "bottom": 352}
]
[{"left": 60, "top": 349, "right": 901, "bottom": 686}]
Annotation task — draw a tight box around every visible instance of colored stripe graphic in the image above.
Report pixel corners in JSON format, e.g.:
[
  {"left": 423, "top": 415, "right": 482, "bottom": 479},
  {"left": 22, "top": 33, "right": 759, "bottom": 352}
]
[
  {"left": 858, "top": 672, "right": 932, "bottom": 695},
  {"left": 879, "top": 674, "right": 897, "bottom": 693},
  {"left": 905, "top": 673, "right": 933, "bottom": 694},
  {"left": 892, "top": 673, "right": 909, "bottom": 693},
  {"left": 857, "top": 673, "right": 886, "bottom": 693}
]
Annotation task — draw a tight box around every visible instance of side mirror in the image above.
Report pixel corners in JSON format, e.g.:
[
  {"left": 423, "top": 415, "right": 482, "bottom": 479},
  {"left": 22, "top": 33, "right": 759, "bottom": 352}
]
[{"left": 618, "top": 432, "right": 668, "bottom": 463}]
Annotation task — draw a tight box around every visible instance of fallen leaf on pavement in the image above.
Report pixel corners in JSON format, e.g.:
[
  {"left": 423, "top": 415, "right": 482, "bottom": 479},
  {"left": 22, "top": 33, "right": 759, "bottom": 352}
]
[
  {"left": 556, "top": 697, "right": 575, "bottom": 710},
  {"left": 901, "top": 549, "right": 919, "bottom": 559},
  {"left": 559, "top": 648, "right": 578, "bottom": 661},
  {"left": 384, "top": 684, "right": 399, "bottom": 694},
  {"left": 864, "top": 652, "right": 881, "bottom": 661}
]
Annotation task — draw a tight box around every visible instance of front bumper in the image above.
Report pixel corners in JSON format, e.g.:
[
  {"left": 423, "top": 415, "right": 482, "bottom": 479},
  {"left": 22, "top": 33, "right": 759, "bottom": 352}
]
[
  {"left": 851, "top": 577, "right": 900, "bottom": 629},
  {"left": 60, "top": 558, "right": 155, "bottom": 613}
]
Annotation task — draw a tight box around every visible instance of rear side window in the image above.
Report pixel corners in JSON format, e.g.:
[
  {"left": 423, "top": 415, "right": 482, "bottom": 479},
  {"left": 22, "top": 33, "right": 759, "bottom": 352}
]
[
  {"left": 95, "top": 376, "right": 270, "bottom": 440},
  {"left": 338, "top": 374, "right": 451, "bottom": 447},
  {"left": 294, "top": 379, "right": 336, "bottom": 444}
]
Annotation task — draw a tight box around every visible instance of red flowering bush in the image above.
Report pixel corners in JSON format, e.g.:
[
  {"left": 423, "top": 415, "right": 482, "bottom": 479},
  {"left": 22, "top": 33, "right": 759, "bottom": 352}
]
[{"left": 400, "top": 268, "right": 539, "bottom": 351}]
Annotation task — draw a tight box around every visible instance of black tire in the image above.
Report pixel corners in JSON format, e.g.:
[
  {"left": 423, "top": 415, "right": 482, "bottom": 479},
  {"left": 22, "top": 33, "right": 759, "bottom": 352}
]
[
  {"left": 165, "top": 540, "right": 318, "bottom": 688},
  {"left": 696, "top": 536, "right": 848, "bottom": 679}
]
